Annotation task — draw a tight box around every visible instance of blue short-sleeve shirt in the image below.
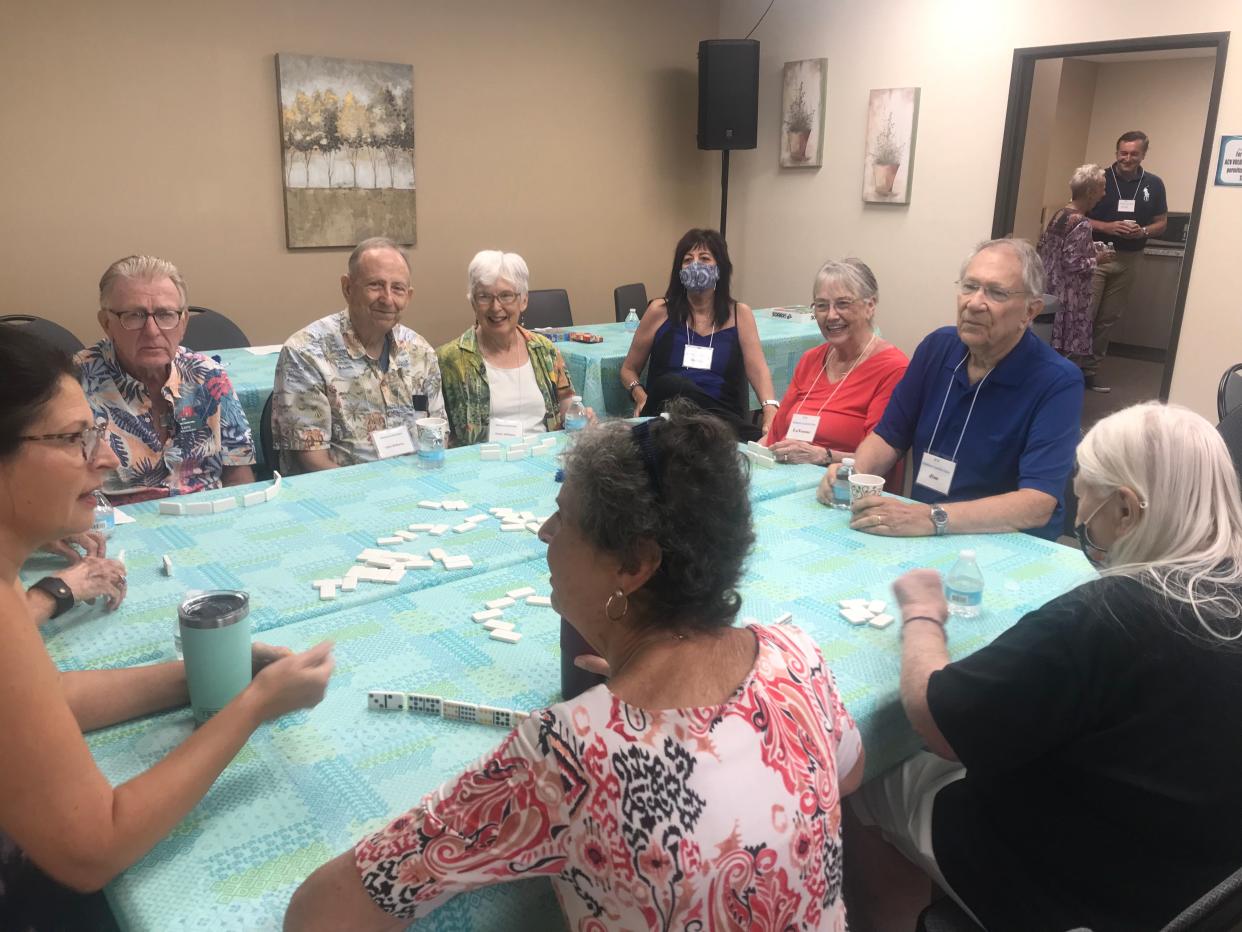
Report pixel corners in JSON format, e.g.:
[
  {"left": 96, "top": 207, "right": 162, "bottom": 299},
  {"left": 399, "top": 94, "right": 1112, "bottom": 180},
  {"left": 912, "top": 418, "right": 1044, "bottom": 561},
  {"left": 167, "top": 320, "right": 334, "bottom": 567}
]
[{"left": 874, "top": 326, "right": 1084, "bottom": 539}]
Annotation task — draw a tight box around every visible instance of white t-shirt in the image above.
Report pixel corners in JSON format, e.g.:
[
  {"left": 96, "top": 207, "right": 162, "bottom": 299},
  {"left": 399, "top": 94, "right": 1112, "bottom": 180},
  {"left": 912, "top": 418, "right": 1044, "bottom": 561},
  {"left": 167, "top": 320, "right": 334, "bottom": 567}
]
[{"left": 484, "top": 359, "right": 547, "bottom": 441}]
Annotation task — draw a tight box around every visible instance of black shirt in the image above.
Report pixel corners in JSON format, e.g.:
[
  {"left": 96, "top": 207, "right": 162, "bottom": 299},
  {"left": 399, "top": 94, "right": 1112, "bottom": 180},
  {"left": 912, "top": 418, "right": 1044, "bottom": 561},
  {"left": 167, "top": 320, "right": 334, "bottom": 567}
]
[
  {"left": 927, "top": 575, "right": 1242, "bottom": 931},
  {"left": 1088, "top": 163, "right": 1168, "bottom": 252}
]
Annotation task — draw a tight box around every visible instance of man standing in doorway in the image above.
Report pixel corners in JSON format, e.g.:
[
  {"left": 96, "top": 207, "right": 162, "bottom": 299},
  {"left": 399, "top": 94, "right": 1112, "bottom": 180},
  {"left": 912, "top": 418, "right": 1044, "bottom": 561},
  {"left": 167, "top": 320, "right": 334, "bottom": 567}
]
[{"left": 1082, "top": 130, "right": 1168, "bottom": 393}]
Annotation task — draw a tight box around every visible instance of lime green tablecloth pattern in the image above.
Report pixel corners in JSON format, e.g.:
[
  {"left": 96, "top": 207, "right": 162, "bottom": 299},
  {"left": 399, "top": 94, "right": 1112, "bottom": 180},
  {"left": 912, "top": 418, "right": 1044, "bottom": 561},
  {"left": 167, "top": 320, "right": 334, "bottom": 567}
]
[
  {"left": 555, "top": 314, "right": 825, "bottom": 416},
  {"left": 38, "top": 449, "right": 1094, "bottom": 931}
]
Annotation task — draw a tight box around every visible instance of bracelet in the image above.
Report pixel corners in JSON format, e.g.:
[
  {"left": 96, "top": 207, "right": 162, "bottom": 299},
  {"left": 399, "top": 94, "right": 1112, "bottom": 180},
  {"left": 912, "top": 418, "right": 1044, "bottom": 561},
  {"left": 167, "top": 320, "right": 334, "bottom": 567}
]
[
  {"left": 626, "top": 380, "right": 642, "bottom": 395},
  {"left": 902, "top": 614, "right": 946, "bottom": 629}
]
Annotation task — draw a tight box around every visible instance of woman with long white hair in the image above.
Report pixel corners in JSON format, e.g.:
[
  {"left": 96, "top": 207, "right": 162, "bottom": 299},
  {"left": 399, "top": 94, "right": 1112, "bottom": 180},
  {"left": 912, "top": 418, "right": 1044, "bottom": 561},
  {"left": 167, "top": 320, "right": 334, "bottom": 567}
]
[{"left": 846, "top": 402, "right": 1242, "bottom": 931}]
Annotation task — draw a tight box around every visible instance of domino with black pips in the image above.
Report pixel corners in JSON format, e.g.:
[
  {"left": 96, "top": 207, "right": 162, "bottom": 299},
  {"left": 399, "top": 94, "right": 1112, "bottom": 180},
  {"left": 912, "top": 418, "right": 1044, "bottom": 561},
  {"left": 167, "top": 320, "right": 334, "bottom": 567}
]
[
  {"left": 405, "top": 693, "right": 444, "bottom": 716},
  {"left": 368, "top": 690, "right": 405, "bottom": 711}
]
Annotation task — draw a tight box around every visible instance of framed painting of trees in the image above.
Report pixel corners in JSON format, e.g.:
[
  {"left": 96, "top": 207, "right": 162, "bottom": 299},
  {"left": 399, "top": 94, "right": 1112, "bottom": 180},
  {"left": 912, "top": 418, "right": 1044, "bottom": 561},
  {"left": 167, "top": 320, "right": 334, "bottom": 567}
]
[{"left": 276, "top": 54, "right": 416, "bottom": 248}]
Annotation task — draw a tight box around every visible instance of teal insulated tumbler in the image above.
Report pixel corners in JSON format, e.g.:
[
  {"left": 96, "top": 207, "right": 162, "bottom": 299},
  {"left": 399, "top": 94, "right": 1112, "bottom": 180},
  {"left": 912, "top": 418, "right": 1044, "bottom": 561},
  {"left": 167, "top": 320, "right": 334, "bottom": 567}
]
[{"left": 179, "top": 590, "right": 252, "bottom": 724}]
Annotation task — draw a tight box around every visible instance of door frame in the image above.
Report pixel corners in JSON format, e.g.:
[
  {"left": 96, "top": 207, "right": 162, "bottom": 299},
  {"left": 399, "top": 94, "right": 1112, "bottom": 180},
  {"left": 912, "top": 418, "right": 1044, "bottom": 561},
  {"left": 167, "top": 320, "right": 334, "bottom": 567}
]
[{"left": 992, "top": 32, "right": 1230, "bottom": 401}]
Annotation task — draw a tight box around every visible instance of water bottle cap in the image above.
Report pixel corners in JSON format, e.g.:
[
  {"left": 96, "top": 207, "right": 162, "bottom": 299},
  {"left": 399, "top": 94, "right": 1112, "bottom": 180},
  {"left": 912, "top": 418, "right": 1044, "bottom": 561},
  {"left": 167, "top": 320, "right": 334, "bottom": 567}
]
[
  {"left": 959, "top": 549, "right": 976, "bottom": 559},
  {"left": 570, "top": 395, "right": 582, "bottom": 403},
  {"left": 842, "top": 457, "right": 854, "bottom": 466}
]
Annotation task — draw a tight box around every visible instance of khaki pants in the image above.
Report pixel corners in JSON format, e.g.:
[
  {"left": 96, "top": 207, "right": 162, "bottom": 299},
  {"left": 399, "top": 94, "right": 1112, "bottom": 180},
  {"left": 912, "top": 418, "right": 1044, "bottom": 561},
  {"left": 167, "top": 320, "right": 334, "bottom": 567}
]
[{"left": 1073, "top": 249, "right": 1144, "bottom": 377}]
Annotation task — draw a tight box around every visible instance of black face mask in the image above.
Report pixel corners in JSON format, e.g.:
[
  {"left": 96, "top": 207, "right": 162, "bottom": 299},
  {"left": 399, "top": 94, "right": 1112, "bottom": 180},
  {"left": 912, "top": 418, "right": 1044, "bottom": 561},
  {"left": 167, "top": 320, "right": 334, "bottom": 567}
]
[{"left": 1074, "top": 498, "right": 1109, "bottom": 569}]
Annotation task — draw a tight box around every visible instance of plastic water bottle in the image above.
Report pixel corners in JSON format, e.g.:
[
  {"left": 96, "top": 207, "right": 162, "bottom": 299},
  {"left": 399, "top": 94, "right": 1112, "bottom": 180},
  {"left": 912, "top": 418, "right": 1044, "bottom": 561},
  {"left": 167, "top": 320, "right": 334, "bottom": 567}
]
[
  {"left": 564, "top": 395, "right": 588, "bottom": 433},
  {"left": 624, "top": 308, "right": 640, "bottom": 332},
  {"left": 945, "top": 549, "right": 985, "bottom": 618},
  {"left": 832, "top": 458, "right": 854, "bottom": 510},
  {"left": 92, "top": 491, "right": 115, "bottom": 538}
]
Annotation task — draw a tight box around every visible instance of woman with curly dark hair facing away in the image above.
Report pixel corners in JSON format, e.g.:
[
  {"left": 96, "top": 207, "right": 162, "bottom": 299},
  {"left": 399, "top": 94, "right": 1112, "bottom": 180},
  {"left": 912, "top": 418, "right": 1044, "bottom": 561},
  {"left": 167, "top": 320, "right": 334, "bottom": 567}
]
[{"left": 288, "top": 402, "right": 866, "bottom": 931}]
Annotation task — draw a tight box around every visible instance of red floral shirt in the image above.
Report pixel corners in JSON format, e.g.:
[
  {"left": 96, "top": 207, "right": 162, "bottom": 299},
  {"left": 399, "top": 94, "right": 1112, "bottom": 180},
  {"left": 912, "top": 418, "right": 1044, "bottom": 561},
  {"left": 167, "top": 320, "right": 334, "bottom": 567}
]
[{"left": 355, "top": 624, "right": 861, "bottom": 930}]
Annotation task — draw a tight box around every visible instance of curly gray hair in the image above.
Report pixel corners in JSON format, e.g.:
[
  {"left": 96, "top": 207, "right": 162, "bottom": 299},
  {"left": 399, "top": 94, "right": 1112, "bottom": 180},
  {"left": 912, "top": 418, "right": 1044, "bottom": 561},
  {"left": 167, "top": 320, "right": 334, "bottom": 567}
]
[
  {"left": 1069, "top": 163, "right": 1105, "bottom": 200},
  {"left": 560, "top": 401, "right": 754, "bottom": 632}
]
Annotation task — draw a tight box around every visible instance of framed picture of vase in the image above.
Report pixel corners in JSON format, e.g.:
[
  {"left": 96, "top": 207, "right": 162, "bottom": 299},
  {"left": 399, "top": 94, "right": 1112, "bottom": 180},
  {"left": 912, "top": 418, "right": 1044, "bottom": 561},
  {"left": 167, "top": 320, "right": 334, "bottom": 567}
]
[
  {"left": 276, "top": 53, "right": 416, "bottom": 248},
  {"left": 779, "top": 59, "right": 827, "bottom": 168},
  {"left": 862, "top": 87, "right": 920, "bottom": 204}
]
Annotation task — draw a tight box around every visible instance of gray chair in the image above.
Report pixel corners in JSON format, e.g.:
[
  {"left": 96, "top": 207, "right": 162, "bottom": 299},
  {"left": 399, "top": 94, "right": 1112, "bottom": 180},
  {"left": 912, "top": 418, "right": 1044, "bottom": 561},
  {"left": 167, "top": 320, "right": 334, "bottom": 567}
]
[
  {"left": 183, "top": 306, "right": 250, "bottom": 351},
  {"left": 0, "top": 314, "right": 84, "bottom": 356},
  {"left": 613, "top": 283, "right": 648, "bottom": 323},
  {"left": 1217, "top": 364, "right": 1242, "bottom": 422},
  {"left": 522, "top": 289, "right": 573, "bottom": 329}
]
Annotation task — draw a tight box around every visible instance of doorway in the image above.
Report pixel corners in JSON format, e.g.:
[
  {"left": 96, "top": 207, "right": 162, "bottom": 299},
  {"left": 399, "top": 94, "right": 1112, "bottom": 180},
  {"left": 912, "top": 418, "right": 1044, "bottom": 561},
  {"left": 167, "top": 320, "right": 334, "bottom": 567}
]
[{"left": 992, "top": 32, "right": 1229, "bottom": 429}]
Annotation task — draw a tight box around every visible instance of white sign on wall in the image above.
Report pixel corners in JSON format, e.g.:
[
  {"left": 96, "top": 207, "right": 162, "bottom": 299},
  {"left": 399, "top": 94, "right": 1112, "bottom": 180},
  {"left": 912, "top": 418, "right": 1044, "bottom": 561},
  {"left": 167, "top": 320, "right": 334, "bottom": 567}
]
[{"left": 1216, "top": 135, "right": 1242, "bottom": 187}]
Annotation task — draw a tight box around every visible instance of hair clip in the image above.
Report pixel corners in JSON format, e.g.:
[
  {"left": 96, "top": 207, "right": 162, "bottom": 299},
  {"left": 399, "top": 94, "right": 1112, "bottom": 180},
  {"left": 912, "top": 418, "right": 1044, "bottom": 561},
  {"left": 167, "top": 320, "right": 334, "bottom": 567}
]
[{"left": 630, "top": 420, "right": 662, "bottom": 496}]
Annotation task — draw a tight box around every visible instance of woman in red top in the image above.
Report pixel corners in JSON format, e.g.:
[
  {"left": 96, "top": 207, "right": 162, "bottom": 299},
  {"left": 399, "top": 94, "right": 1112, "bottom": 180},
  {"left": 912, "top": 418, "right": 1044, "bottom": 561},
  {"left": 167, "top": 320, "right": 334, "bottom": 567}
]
[{"left": 767, "top": 259, "right": 908, "bottom": 487}]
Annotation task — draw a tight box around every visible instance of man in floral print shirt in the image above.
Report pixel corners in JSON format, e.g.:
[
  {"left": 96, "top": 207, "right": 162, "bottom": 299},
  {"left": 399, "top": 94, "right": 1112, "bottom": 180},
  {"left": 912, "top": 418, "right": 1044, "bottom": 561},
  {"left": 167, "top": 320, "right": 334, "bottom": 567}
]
[
  {"left": 272, "top": 237, "right": 445, "bottom": 472},
  {"left": 76, "top": 255, "right": 255, "bottom": 504}
]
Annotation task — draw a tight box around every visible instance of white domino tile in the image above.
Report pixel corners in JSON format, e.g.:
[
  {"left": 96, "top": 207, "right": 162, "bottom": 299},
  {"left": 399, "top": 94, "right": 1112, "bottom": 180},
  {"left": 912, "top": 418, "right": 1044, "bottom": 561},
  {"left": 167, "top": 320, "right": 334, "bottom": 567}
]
[{"left": 489, "top": 629, "right": 521, "bottom": 644}]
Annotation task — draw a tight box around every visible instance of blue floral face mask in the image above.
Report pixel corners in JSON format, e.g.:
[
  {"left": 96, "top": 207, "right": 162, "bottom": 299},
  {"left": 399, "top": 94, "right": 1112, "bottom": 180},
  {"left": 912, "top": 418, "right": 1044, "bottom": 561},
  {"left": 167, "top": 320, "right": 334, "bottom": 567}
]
[{"left": 679, "top": 262, "right": 720, "bottom": 293}]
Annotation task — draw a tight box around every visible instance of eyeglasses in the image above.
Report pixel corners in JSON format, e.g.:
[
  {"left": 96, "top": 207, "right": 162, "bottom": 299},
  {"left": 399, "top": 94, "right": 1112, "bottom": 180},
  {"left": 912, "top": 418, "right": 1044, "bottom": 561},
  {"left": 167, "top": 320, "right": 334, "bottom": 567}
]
[
  {"left": 473, "top": 291, "right": 522, "bottom": 309},
  {"left": 956, "top": 280, "right": 1029, "bottom": 304},
  {"left": 106, "top": 308, "right": 185, "bottom": 331},
  {"left": 20, "top": 422, "right": 109, "bottom": 462},
  {"left": 363, "top": 280, "right": 410, "bottom": 299},
  {"left": 812, "top": 298, "right": 860, "bottom": 314}
]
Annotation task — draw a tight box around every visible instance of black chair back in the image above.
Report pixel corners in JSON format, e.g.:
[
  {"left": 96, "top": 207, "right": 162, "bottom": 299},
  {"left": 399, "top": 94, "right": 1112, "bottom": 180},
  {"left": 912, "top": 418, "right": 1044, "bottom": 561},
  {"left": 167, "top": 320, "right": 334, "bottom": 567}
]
[
  {"left": 522, "top": 289, "right": 573, "bottom": 329},
  {"left": 0, "top": 314, "right": 85, "bottom": 356},
  {"left": 183, "top": 306, "right": 250, "bottom": 351},
  {"left": 258, "top": 393, "right": 277, "bottom": 481},
  {"left": 1217, "top": 363, "right": 1242, "bottom": 422},
  {"left": 613, "top": 283, "right": 648, "bottom": 323},
  {"left": 1218, "top": 406, "right": 1242, "bottom": 485}
]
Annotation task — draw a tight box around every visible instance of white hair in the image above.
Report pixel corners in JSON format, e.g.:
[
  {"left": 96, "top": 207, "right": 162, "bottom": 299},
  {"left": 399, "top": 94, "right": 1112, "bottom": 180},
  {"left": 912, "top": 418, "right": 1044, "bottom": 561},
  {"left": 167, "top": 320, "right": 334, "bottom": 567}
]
[
  {"left": 813, "top": 258, "right": 879, "bottom": 302},
  {"left": 466, "top": 250, "right": 530, "bottom": 299},
  {"left": 99, "top": 255, "right": 188, "bottom": 310},
  {"left": 1077, "top": 402, "right": 1242, "bottom": 641},
  {"left": 1069, "top": 163, "right": 1105, "bottom": 200},
  {"left": 960, "top": 238, "right": 1046, "bottom": 305}
]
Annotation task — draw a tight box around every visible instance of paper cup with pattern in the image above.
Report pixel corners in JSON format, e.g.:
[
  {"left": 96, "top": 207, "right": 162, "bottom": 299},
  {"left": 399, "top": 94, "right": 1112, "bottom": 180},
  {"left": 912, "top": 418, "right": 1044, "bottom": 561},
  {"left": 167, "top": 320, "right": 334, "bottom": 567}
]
[{"left": 848, "top": 473, "right": 885, "bottom": 503}]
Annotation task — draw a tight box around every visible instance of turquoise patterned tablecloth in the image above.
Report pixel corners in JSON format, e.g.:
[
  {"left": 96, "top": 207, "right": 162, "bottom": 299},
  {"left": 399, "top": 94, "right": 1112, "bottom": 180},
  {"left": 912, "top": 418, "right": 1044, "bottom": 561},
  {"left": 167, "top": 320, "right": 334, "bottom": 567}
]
[
  {"left": 209, "top": 347, "right": 280, "bottom": 437},
  {"left": 36, "top": 449, "right": 1094, "bottom": 931},
  {"left": 33, "top": 441, "right": 823, "bottom": 676},
  {"left": 557, "top": 314, "right": 825, "bottom": 416}
]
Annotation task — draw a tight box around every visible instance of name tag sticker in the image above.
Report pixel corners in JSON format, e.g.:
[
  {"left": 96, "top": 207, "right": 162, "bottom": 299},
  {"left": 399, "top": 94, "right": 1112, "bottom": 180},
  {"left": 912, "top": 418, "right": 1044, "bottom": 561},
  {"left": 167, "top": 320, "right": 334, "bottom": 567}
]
[
  {"left": 683, "top": 344, "right": 714, "bottom": 370},
  {"left": 786, "top": 413, "right": 819, "bottom": 442},
  {"left": 915, "top": 451, "right": 956, "bottom": 496},
  {"left": 1116, "top": 198, "right": 1136, "bottom": 213},
  {"left": 370, "top": 425, "right": 416, "bottom": 459},
  {"left": 490, "top": 418, "right": 524, "bottom": 442}
]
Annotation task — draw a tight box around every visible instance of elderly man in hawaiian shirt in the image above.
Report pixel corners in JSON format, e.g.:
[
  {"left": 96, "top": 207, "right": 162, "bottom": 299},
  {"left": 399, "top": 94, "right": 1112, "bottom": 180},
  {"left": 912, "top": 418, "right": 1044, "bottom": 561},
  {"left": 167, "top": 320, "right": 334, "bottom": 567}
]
[
  {"left": 76, "top": 255, "right": 255, "bottom": 504},
  {"left": 272, "top": 236, "right": 445, "bottom": 472}
]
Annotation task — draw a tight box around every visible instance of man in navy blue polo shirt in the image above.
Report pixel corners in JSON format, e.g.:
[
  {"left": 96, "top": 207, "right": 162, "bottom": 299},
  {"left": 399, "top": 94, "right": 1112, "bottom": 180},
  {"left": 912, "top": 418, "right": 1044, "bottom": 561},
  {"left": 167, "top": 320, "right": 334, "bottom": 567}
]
[
  {"left": 1082, "top": 130, "right": 1168, "bottom": 393},
  {"left": 816, "top": 239, "right": 1083, "bottom": 540}
]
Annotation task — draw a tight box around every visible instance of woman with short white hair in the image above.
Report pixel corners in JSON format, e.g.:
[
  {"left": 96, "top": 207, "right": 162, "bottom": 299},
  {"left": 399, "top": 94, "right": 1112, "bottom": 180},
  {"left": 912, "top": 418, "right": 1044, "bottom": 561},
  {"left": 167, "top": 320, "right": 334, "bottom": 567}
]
[
  {"left": 436, "top": 250, "right": 591, "bottom": 446},
  {"left": 848, "top": 401, "right": 1242, "bottom": 930},
  {"left": 1038, "top": 163, "right": 1111, "bottom": 379}
]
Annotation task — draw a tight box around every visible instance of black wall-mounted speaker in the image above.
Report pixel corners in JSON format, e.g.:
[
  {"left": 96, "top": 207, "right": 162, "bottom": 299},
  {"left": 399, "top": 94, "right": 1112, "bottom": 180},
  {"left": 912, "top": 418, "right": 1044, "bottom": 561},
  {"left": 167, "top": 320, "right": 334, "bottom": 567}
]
[{"left": 697, "top": 39, "right": 760, "bottom": 151}]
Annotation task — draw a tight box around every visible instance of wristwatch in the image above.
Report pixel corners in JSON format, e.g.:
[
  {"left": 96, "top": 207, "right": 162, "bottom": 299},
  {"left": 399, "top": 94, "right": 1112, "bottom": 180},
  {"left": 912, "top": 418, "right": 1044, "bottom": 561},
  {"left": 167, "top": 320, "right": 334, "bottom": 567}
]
[
  {"left": 31, "top": 576, "right": 75, "bottom": 619},
  {"left": 930, "top": 505, "right": 949, "bottom": 536},
  {"left": 762, "top": 399, "right": 780, "bottom": 409},
  {"left": 626, "top": 379, "right": 642, "bottom": 396}
]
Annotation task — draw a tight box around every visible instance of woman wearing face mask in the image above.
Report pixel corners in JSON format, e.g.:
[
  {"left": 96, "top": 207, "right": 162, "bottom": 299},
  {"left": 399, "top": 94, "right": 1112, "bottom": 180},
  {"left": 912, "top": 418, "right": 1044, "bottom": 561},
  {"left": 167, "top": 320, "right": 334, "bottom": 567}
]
[
  {"left": 619, "top": 228, "right": 778, "bottom": 441},
  {"left": 844, "top": 401, "right": 1242, "bottom": 931}
]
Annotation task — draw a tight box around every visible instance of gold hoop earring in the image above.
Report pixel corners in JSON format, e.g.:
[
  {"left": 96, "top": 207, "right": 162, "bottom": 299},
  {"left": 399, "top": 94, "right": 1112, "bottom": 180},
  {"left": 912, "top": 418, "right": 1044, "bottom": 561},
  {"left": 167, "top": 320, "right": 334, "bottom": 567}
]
[{"left": 605, "top": 589, "right": 629, "bottom": 621}]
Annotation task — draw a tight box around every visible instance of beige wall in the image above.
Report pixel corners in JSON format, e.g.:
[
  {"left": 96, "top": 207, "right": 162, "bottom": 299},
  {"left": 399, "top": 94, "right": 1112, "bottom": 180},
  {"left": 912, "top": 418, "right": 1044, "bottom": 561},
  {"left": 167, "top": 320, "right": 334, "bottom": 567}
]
[
  {"left": 1040, "top": 59, "right": 1099, "bottom": 222},
  {"left": 1084, "top": 57, "right": 1216, "bottom": 212},
  {"left": 1013, "top": 58, "right": 1063, "bottom": 241},
  {"left": 0, "top": 0, "right": 716, "bottom": 348},
  {"left": 718, "top": 0, "right": 1238, "bottom": 421}
]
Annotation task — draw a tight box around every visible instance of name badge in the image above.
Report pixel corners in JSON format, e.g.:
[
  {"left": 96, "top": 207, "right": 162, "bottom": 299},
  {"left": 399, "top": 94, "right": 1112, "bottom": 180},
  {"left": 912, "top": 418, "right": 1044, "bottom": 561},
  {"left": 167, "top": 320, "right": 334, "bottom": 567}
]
[
  {"left": 490, "top": 418, "right": 524, "bottom": 442},
  {"left": 369, "top": 425, "right": 416, "bottom": 459},
  {"left": 786, "top": 413, "right": 819, "bottom": 442},
  {"left": 683, "top": 344, "right": 714, "bottom": 370},
  {"left": 1116, "top": 198, "right": 1136, "bottom": 213},
  {"left": 915, "top": 451, "right": 956, "bottom": 496}
]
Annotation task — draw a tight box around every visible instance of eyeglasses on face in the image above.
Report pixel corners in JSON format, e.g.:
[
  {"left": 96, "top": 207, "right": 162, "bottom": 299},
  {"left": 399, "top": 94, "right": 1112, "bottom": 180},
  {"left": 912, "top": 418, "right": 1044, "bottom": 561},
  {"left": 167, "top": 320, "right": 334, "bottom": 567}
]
[
  {"left": 473, "top": 291, "right": 522, "bottom": 309},
  {"left": 956, "top": 280, "right": 1029, "bottom": 304},
  {"left": 20, "top": 422, "right": 109, "bottom": 461},
  {"left": 812, "top": 298, "right": 861, "bottom": 314},
  {"left": 106, "top": 308, "right": 185, "bottom": 331}
]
